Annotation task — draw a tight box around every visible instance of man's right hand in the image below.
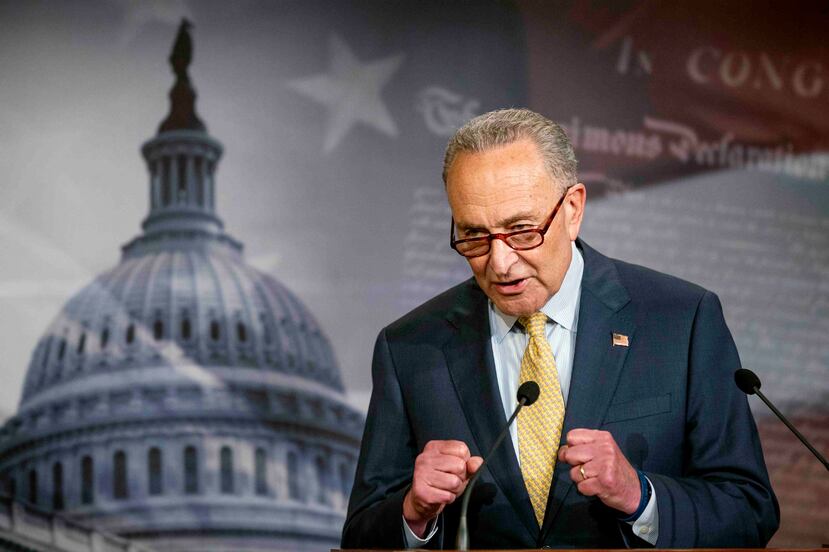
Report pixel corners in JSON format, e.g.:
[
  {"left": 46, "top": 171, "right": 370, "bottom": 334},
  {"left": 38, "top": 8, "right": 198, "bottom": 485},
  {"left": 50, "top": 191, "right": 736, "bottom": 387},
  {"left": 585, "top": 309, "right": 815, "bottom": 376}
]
[{"left": 402, "top": 440, "right": 483, "bottom": 538}]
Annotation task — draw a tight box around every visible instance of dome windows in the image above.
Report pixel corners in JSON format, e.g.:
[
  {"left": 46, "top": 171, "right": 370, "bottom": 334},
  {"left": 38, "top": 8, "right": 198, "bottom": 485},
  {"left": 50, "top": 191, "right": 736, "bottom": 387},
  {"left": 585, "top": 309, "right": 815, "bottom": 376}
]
[
  {"left": 210, "top": 320, "right": 221, "bottom": 342},
  {"left": 184, "top": 446, "right": 199, "bottom": 494},
  {"left": 255, "top": 447, "right": 268, "bottom": 496},
  {"left": 57, "top": 338, "right": 67, "bottom": 362},
  {"left": 81, "top": 456, "right": 94, "bottom": 505},
  {"left": 27, "top": 469, "right": 38, "bottom": 505},
  {"left": 52, "top": 462, "right": 64, "bottom": 510},
  {"left": 220, "top": 446, "right": 234, "bottom": 494},
  {"left": 77, "top": 333, "right": 86, "bottom": 356},
  {"left": 100, "top": 326, "right": 109, "bottom": 350},
  {"left": 113, "top": 450, "right": 128, "bottom": 500},
  {"left": 153, "top": 319, "right": 164, "bottom": 341},
  {"left": 148, "top": 447, "right": 163, "bottom": 496},
  {"left": 176, "top": 155, "right": 187, "bottom": 202},
  {"left": 208, "top": 313, "right": 222, "bottom": 343},
  {"left": 233, "top": 314, "right": 254, "bottom": 364},
  {"left": 126, "top": 323, "right": 135, "bottom": 345},
  {"left": 181, "top": 315, "right": 192, "bottom": 341}
]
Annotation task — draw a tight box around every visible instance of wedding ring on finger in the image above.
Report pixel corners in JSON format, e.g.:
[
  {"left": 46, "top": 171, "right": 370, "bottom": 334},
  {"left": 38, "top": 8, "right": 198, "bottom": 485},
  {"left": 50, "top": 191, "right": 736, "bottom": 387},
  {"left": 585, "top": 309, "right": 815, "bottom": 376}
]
[{"left": 579, "top": 465, "right": 588, "bottom": 481}]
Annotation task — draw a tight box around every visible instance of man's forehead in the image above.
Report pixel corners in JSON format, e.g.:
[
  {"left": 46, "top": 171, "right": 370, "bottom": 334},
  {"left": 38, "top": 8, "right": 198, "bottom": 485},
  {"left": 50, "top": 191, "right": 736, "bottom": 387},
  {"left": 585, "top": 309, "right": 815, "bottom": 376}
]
[
  {"left": 445, "top": 156, "right": 559, "bottom": 200},
  {"left": 447, "top": 178, "right": 558, "bottom": 223}
]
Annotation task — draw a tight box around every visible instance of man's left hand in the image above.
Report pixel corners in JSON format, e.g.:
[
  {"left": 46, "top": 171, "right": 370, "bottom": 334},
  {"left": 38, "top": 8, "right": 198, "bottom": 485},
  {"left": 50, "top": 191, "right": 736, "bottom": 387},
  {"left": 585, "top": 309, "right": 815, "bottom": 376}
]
[{"left": 558, "top": 429, "right": 641, "bottom": 515}]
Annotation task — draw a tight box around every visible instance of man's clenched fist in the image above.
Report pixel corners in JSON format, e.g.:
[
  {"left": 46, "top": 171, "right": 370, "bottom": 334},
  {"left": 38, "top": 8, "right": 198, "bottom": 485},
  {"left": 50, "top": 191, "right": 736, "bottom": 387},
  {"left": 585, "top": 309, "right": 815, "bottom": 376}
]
[
  {"left": 558, "top": 429, "right": 641, "bottom": 515},
  {"left": 403, "top": 440, "right": 483, "bottom": 537}
]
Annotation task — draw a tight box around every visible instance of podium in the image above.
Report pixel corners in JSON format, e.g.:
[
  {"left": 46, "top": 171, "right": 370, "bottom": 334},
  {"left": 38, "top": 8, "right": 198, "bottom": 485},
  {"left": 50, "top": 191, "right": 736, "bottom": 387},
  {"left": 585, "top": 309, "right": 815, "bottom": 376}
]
[{"left": 334, "top": 549, "right": 827, "bottom": 552}]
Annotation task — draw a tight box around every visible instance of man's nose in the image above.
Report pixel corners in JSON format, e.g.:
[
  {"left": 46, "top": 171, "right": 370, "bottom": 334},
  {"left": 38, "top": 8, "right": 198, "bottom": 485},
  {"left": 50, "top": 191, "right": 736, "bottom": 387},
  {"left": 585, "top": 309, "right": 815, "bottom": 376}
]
[{"left": 488, "top": 238, "right": 517, "bottom": 275}]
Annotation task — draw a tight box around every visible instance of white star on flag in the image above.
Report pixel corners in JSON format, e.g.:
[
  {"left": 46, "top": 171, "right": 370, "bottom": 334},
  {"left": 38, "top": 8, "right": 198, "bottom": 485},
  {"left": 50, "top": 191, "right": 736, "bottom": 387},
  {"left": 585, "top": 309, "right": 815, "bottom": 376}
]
[{"left": 288, "top": 34, "right": 404, "bottom": 153}]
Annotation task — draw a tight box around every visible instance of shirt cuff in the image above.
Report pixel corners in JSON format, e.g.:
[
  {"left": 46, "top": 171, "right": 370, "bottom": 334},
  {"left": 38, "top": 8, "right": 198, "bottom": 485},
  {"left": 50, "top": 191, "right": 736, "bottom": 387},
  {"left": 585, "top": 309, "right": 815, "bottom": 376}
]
[
  {"left": 627, "top": 476, "right": 658, "bottom": 545},
  {"left": 402, "top": 515, "right": 439, "bottom": 548}
]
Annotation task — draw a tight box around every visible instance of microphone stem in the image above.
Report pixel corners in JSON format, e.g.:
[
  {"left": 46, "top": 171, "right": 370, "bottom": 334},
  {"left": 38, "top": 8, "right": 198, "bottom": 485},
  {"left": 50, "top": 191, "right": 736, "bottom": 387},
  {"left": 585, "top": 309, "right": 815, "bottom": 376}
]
[
  {"left": 457, "top": 397, "right": 527, "bottom": 550},
  {"left": 754, "top": 387, "right": 829, "bottom": 471}
]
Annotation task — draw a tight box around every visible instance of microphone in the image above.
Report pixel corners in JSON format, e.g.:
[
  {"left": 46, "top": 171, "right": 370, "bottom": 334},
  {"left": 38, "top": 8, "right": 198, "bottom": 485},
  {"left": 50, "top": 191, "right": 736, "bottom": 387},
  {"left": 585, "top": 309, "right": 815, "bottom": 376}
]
[
  {"left": 456, "top": 381, "right": 540, "bottom": 550},
  {"left": 734, "top": 368, "right": 828, "bottom": 471}
]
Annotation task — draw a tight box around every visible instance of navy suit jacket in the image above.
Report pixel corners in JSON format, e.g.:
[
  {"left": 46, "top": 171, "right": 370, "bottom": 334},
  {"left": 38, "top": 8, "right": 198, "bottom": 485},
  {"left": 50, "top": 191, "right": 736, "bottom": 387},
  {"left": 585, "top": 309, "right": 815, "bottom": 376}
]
[{"left": 342, "top": 240, "right": 778, "bottom": 549}]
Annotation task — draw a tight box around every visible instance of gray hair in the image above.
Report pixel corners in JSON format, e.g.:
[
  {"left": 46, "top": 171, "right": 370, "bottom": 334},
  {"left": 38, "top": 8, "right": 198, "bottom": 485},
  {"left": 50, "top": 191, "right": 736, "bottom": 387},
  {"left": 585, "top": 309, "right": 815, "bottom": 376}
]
[{"left": 442, "top": 108, "right": 577, "bottom": 192}]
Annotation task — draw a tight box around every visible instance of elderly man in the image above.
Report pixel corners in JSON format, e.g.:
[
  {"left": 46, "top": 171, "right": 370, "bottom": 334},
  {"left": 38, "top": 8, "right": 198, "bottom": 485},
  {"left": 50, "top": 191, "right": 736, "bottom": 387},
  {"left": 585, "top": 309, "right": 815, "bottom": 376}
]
[{"left": 342, "top": 108, "right": 778, "bottom": 549}]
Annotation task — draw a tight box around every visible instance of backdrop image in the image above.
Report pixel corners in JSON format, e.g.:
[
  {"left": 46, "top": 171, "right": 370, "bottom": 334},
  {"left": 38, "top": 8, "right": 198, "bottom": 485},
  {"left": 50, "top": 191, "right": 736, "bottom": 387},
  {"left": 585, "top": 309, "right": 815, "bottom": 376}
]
[{"left": 0, "top": 1, "right": 826, "bottom": 550}]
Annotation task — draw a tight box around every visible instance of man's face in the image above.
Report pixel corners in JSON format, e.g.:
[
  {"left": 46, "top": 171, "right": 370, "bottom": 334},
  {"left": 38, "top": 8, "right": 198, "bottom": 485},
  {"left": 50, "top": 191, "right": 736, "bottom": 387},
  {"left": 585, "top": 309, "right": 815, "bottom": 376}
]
[{"left": 445, "top": 138, "right": 585, "bottom": 317}]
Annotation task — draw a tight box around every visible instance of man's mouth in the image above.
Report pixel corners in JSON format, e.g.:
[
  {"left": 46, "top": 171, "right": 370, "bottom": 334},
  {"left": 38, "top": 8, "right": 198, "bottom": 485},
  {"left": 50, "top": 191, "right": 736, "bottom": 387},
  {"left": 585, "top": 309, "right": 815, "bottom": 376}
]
[{"left": 492, "top": 278, "right": 528, "bottom": 295}]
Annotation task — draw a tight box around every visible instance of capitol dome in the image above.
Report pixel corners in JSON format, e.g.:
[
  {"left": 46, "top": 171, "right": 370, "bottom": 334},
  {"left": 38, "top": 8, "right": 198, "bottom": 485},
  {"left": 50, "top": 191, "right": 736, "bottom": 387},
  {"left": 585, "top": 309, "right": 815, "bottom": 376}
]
[
  {"left": 19, "top": 219, "right": 345, "bottom": 403},
  {"left": 0, "top": 20, "right": 362, "bottom": 552}
]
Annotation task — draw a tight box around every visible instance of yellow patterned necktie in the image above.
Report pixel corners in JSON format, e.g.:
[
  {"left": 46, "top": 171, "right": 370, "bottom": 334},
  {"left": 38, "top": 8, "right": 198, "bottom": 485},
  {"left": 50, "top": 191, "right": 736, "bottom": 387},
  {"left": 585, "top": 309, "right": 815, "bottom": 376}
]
[{"left": 517, "top": 311, "right": 565, "bottom": 527}]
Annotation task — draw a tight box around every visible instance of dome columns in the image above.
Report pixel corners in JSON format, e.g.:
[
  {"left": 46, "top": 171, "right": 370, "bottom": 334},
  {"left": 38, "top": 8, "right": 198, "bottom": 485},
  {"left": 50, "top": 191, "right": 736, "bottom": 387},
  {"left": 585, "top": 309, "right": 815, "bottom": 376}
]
[
  {"left": 0, "top": 428, "right": 358, "bottom": 507},
  {"left": 140, "top": 130, "right": 224, "bottom": 237}
]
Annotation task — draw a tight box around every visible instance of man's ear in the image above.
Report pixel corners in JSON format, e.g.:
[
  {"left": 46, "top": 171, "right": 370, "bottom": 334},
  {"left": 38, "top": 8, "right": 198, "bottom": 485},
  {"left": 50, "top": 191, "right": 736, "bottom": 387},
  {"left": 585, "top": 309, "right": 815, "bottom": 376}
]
[{"left": 565, "top": 183, "right": 586, "bottom": 241}]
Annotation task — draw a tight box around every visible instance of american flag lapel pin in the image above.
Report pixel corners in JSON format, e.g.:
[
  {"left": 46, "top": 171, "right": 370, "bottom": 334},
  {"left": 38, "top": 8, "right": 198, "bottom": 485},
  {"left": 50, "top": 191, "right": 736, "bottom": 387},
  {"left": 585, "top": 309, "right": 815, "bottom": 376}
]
[{"left": 612, "top": 333, "right": 629, "bottom": 347}]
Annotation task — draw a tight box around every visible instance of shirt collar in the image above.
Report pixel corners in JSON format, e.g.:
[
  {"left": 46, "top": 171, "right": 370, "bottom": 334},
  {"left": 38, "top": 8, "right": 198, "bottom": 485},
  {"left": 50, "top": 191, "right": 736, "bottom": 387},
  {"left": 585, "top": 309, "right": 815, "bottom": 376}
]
[{"left": 489, "top": 241, "right": 584, "bottom": 342}]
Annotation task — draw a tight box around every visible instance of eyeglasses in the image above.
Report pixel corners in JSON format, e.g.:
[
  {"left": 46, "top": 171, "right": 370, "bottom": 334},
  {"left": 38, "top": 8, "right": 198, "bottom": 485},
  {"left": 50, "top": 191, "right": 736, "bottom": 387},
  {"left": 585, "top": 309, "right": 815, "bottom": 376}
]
[{"left": 450, "top": 193, "right": 567, "bottom": 258}]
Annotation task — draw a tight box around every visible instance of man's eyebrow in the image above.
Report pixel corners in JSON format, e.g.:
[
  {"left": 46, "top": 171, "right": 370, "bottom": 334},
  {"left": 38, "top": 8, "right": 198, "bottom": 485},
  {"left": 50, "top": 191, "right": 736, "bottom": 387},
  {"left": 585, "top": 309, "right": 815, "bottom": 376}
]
[
  {"left": 455, "top": 222, "right": 487, "bottom": 233},
  {"left": 455, "top": 211, "right": 539, "bottom": 233},
  {"left": 497, "top": 211, "right": 539, "bottom": 227}
]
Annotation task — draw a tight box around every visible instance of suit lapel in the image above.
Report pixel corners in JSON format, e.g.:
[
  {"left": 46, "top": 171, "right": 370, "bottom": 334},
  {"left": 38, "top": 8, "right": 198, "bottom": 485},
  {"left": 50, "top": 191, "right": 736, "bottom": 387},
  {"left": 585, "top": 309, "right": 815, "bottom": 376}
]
[
  {"left": 540, "top": 240, "right": 636, "bottom": 542},
  {"left": 444, "top": 281, "right": 539, "bottom": 541}
]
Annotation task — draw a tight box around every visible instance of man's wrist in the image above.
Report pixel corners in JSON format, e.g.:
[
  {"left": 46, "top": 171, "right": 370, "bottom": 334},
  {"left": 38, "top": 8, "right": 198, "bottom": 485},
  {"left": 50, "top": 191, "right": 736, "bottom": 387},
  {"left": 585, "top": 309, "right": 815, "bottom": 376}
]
[
  {"left": 402, "top": 490, "right": 432, "bottom": 537},
  {"left": 402, "top": 514, "right": 440, "bottom": 547},
  {"left": 618, "top": 470, "right": 651, "bottom": 522}
]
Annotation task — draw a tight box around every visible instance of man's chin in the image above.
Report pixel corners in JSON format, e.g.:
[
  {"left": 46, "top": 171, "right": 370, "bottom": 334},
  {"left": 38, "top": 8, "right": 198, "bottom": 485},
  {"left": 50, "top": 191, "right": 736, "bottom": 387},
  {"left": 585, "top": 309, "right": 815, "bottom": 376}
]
[{"left": 490, "top": 294, "right": 544, "bottom": 318}]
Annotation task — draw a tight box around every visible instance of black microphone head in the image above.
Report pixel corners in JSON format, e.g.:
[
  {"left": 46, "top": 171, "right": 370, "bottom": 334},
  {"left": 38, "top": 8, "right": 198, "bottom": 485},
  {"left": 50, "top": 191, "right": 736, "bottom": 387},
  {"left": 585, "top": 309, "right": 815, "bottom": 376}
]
[
  {"left": 735, "top": 368, "right": 761, "bottom": 395},
  {"left": 517, "top": 381, "right": 540, "bottom": 406}
]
